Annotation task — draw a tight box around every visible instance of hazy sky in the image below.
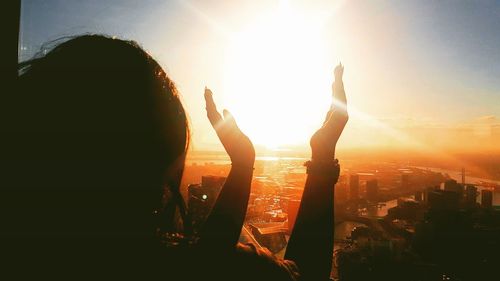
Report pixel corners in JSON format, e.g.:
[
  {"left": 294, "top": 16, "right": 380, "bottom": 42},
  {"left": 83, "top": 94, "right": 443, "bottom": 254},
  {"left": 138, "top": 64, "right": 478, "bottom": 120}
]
[{"left": 20, "top": 0, "right": 500, "bottom": 152}]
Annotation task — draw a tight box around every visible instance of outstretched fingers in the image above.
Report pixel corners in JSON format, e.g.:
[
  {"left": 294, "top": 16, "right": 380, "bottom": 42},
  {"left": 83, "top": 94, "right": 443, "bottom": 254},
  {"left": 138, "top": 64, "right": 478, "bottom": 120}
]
[
  {"left": 322, "top": 64, "right": 349, "bottom": 134},
  {"left": 204, "top": 87, "right": 243, "bottom": 142},
  {"left": 332, "top": 63, "right": 347, "bottom": 107},
  {"left": 204, "top": 87, "right": 223, "bottom": 128}
]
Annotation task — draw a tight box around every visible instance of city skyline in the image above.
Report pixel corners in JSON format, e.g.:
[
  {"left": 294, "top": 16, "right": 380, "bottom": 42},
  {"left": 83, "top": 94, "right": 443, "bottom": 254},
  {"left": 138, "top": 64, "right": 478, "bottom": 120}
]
[{"left": 181, "top": 152, "right": 500, "bottom": 280}]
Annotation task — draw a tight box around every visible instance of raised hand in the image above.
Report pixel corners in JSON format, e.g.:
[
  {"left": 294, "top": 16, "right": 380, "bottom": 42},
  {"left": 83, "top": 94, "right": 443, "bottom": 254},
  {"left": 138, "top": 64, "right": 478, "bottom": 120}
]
[
  {"left": 334, "top": 62, "right": 344, "bottom": 81},
  {"left": 204, "top": 87, "right": 255, "bottom": 168},
  {"left": 310, "top": 63, "right": 348, "bottom": 161}
]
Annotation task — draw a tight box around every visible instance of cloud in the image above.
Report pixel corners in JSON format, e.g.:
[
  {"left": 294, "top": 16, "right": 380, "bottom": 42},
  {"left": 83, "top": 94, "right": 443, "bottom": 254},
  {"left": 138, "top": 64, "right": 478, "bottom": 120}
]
[
  {"left": 473, "top": 115, "right": 498, "bottom": 124},
  {"left": 340, "top": 115, "right": 500, "bottom": 151}
]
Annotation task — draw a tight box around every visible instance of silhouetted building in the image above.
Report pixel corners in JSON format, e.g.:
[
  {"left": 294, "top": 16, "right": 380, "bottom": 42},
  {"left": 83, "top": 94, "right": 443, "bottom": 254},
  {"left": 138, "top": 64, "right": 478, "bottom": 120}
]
[
  {"left": 465, "top": 184, "right": 477, "bottom": 207},
  {"left": 481, "top": 190, "right": 493, "bottom": 209},
  {"left": 427, "top": 190, "right": 460, "bottom": 210},
  {"left": 366, "top": 179, "right": 378, "bottom": 202},
  {"left": 414, "top": 191, "right": 423, "bottom": 202},
  {"left": 388, "top": 198, "right": 425, "bottom": 221},
  {"left": 188, "top": 175, "right": 226, "bottom": 230},
  {"left": 423, "top": 186, "right": 440, "bottom": 203},
  {"left": 461, "top": 167, "right": 466, "bottom": 186},
  {"left": 444, "top": 179, "right": 464, "bottom": 198},
  {"left": 335, "top": 175, "right": 349, "bottom": 203},
  {"left": 350, "top": 174, "right": 359, "bottom": 200}
]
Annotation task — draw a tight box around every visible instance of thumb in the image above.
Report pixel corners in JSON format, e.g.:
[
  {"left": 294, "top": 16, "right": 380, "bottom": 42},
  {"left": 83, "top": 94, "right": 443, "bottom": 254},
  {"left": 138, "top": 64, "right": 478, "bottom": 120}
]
[{"left": 204, "top": 87, "right": 216, "bottom": 110}]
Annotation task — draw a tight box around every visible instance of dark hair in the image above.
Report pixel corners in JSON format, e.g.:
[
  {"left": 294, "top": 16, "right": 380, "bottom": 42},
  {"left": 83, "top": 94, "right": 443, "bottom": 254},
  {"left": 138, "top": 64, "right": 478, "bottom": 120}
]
[{"left": 15, "top": 35, "right": 190, "bottom": 240}]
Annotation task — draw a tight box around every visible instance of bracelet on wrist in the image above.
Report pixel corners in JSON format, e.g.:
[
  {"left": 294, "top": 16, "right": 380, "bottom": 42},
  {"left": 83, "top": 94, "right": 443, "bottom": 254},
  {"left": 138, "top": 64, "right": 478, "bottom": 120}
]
[{"left": 304, "top": 159, "right": 340, "bottom": 184}]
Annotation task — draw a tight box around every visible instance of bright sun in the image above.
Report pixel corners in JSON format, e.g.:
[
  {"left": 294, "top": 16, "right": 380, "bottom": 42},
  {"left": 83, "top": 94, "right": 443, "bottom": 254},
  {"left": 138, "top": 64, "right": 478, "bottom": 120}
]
[{"left": 223, "top": 3, "right": 335, "bottom": 149}]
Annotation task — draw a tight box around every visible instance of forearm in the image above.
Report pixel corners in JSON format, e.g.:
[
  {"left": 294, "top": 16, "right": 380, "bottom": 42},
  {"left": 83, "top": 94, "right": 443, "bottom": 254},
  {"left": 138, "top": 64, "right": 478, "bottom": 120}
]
[
  {"left": 333, "top": 79, "right": 347, "bottom": 112},
  {"left": 197, "top": 165, "right": 253, "bottom": 250},
  {"left": 285, "top": 173, "right": 335, "bottom": 280},
  {"left": 285, "top": 64, "right": 346, "bottom": 279}
]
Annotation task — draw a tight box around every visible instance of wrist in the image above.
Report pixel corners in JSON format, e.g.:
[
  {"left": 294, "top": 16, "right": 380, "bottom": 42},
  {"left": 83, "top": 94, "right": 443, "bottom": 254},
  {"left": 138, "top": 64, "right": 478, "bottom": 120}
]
[
  {"left": 311, "top": 149, "right": 336, "bottom": 162},
  {"left": 230, "top": 160, "right": 255, "bottom": 171},
  {"left": 229, "top": 162, "right": 255, "bottom": 180},
  {"left": 304, "top": 159, "right": 340, "bottom": 183},
  {"left": 311, "top": 154, "right": 335, "bottom": 162}
]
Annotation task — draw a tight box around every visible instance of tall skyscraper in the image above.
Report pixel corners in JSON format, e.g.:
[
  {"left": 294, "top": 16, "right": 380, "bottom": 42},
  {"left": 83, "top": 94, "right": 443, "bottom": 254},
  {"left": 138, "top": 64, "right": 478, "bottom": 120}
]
[
  {"left": 349, "top": 174, "right": 359, "bottom": 201},
  {"left": 414, "top": 191, "right": 423, "bottom": 202},
  {"left": 366, "top": 179, "right": 378, "bottom": 202},
  {"left": 481, "top": 190, "right": 493, "bottom": 209},
  {"left": 465, "top": 184, "right": 477, "bottom": 207},
  {"left": 427, "top": 190, "right": 460, "bottom": 210},
  {"left": 424, "top": 186, "right": 440, "bottom": 203},
  {"left": 461, "top": 167, "right": 466, "bottom": 186},
  {"left": 335, "top": 175, "right": 349, "bottom": 203}
]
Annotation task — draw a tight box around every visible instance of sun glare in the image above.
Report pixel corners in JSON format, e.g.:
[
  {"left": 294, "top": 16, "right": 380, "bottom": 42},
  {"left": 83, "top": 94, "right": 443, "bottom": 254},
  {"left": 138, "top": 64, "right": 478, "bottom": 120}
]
[{"left": 223, "top": 3, "right": 334, "bottom": 148}]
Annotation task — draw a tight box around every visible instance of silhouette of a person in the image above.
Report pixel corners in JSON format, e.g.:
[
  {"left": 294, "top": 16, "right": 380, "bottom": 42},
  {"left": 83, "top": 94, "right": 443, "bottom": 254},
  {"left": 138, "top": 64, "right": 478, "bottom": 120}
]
[{"left": 9, "top": 35, "right": 348, "bottom": 281}]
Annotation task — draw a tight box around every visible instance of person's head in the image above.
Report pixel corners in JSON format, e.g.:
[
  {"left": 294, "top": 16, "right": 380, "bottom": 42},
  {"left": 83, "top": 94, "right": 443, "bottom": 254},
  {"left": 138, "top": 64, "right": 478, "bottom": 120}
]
[{"left": 17, "top": 35, "right": 189, "bottom": 240}]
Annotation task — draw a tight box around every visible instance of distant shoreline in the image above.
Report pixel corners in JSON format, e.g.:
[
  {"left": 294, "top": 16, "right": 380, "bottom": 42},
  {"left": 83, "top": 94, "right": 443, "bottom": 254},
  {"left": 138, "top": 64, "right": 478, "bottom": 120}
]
[{"left": 413, "top": 166, "right": 500, "bottom": 186}]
